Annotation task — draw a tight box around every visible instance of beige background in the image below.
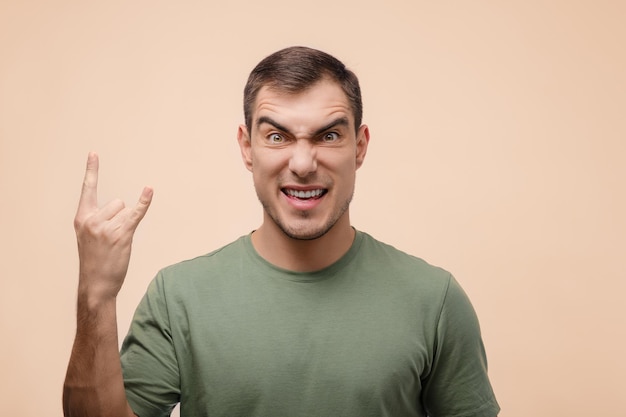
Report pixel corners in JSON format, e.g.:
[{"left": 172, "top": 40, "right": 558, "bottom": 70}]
[{"left": 1, "top": 1, "right": 624, "bottom": 416}]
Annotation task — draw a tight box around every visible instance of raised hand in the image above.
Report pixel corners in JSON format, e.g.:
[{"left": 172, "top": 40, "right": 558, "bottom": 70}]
[
  {"left": 73, "top": 152, "right": 153, "bottom": 302},
  {"left": 63, "top": 153, "right": 149, "bottom": 417}
]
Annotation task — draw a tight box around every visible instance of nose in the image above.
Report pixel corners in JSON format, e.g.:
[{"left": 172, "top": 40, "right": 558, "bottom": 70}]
[{"left": 289, "top": 140, "right": 317, "bottom": 178}]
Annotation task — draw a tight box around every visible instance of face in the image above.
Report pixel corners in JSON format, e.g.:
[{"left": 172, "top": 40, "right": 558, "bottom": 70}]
[{"left": 238, "top": 79, "right": 369, "bottom": 241}]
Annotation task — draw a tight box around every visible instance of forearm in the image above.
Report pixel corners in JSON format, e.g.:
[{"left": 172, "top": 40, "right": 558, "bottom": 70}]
[
  {"left": 65, "top": 153, "right": 152, "bottom": 416},
  {"left": 63, "top": 294, "right": 135, "bottom": 417}
]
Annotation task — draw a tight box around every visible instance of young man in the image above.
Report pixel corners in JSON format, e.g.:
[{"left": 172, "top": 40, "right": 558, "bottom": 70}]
[{"left": 64, "top": 46, "right": 500, "bottom": 417}]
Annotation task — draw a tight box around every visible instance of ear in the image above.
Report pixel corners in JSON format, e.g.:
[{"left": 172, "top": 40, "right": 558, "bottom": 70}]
[
  {"left": 355, "top": 124, "right": 370, "bottom": 169},
  {"left": 237, "top": 124, "right": 253, "bottom": 172}
]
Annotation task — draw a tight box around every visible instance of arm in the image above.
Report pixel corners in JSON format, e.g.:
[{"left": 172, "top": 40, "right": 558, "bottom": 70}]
[
  {"left": 63, "top": 153, "right": 153, "bottom": 417},
  {"left": 422, "top": 276, "right": 500, "bottom": 417}
]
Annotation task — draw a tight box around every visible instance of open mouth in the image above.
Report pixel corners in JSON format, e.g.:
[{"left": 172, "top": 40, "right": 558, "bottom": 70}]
[{"left": 282, "top": 188, "right": 327, "bottom": 200}]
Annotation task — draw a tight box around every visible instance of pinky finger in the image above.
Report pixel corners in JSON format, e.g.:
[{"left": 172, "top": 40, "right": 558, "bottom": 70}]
[{"left": 128, "top": 186, "right": 154, "bottom": 229}]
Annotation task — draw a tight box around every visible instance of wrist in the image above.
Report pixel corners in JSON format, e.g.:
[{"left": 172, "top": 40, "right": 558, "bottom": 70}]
[{"left": 76, "top": 282, "right": 118, "bottom": 311}]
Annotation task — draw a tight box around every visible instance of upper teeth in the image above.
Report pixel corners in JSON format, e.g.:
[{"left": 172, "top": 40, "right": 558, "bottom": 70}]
[{"left": 286, "top": 189, "right": 324, "bottom": 198}]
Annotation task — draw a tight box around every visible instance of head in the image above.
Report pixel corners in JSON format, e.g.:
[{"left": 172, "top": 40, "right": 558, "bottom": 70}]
[
  {"left": 244, "top": 46, "right": 363, "bottom": 134},
  {"left": 238, "top": 47, "right": 369, "bottom": 242}
]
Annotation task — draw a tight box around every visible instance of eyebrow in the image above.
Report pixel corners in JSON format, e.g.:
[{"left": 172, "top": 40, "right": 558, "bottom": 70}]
[{"left": 256, "top": 116, "right": 350, "bottom": 137}]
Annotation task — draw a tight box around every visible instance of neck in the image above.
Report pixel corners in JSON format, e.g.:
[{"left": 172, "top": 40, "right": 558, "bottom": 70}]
[{"left": 251, "top": 214, "right": 355, "bottom": 272}]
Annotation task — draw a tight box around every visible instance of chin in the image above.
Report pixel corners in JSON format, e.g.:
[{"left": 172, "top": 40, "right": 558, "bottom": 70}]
[
  {"left": 279, "top": 223, "right": 333, "bottom": 241},
  {"left": 260, "top": 197, "right": 351, "bottom": 242}
]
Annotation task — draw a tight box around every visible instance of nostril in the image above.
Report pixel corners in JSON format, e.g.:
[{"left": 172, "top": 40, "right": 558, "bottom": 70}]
[{"left": 289, "top": 149, "right": 317, "bottom": 176}]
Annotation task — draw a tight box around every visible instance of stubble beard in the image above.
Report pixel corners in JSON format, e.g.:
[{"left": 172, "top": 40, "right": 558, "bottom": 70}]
[{"left": 258, "top": 190, "right": 354, "bottom": 241}]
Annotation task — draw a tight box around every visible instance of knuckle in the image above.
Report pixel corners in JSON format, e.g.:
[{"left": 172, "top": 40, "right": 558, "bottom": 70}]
[{"left": 73, "top": 213, "right": 92, "bottom": 232}]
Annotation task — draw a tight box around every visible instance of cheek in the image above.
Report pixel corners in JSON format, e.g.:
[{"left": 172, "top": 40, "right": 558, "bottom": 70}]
[
  {"left": 251, "top": 149, "right": 286, "bottom": 178},
  {"left": 333, "top": 153, "right": 358, "bottom": 175},
  {"left": 330, "top": 164, "right": 357, "bottom": 193}
]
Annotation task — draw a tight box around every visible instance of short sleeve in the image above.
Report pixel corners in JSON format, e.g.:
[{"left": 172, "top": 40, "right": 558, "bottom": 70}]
[
  {"left": 422, "top": 276, "right": 500, "bottom": 417},
  {"left": 120, "top": 272, "right": 180, "bottom": 417}
]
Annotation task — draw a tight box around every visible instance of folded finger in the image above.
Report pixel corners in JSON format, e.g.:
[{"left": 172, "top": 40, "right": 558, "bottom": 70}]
[{"left": 95, "top": 199, "right": 126, "bottom": 222}]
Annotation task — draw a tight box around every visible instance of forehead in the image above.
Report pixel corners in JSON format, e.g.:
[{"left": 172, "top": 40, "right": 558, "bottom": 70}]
[{"left": 252, "top": 79, "right": 354, "bottom": 130}]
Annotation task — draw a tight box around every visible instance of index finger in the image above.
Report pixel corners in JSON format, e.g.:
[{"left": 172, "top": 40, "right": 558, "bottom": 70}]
[{"left": 77, "top": 152, "right": 99, "bottom": 214}]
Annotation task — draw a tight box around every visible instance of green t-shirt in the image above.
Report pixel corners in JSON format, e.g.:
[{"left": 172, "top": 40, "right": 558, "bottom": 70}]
[{"left": 121, "top": 231, "right": 499, "bottom": 417}]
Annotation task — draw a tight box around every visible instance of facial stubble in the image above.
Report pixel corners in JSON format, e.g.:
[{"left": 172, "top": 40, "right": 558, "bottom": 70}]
[{"left": 257, "top": 187, "right": 355, "bottom": 241}]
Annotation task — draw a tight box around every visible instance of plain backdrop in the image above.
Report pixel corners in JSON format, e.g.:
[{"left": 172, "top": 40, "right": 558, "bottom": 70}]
[{"left": 1, "top": 1, "right": 624, "bottom": 416}]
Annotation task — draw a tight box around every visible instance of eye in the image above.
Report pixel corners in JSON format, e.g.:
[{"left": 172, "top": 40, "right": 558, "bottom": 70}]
[
  {"left": 268, "top": 133, "right": 284, "bottom": 144},
  {"left": 322, "top": 132, "right": 339, "bottom": 142}
]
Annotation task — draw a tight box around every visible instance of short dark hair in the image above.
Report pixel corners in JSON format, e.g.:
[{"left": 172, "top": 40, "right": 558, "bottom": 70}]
[{"left": 243, "top": 46, "right": 363, "bottom": 133}]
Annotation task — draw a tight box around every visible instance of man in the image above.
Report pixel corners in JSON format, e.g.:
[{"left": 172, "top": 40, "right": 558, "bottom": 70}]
[{"left": 63, "top": 46, "right": 499, "bottom": 417}]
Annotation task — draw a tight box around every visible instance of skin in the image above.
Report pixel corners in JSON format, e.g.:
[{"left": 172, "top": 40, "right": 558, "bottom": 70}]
[
  {"left": 63, "top": 152, "right": 150, "bottom": 417},
  {"left": 63, "top": 78, "right": 369, "bottom": 416},
  {"left": 237, "top": 78, "right": 370, "bottom": 272}
]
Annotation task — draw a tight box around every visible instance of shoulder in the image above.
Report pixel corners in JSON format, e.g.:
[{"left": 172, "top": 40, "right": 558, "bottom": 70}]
[
  {"left": 352, "top": 231, "right": 455, "bottom": 306},
  {"left": 160, "top": 235, "right": 248, "bottom": 277},
  {"left": 144, "top": 235, "right": 253, "bottom": 300},
  {"left": 356, "top": 230, "right": 452, "bottom": 282}
]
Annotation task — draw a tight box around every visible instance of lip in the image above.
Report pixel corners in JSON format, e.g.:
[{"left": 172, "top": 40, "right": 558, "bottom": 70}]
[
  {"left": 281, "top": 186, "right": 327, "bottom": 210},
  {"left": 281, "top": 185, "right": 326, "bottom": 191}
]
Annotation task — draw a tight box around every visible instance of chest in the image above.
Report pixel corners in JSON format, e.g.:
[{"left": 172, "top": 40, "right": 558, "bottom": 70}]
[{"left": 172, "top": 281, "right": 433, "bottom": 416}]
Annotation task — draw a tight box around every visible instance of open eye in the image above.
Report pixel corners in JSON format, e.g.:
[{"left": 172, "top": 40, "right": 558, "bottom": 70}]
[
  {"left": 322, "top": 132, "right": 339, "bottom": 142},
  {"left": 268, "top": 133, "right": 284, "bottom": 144}
]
